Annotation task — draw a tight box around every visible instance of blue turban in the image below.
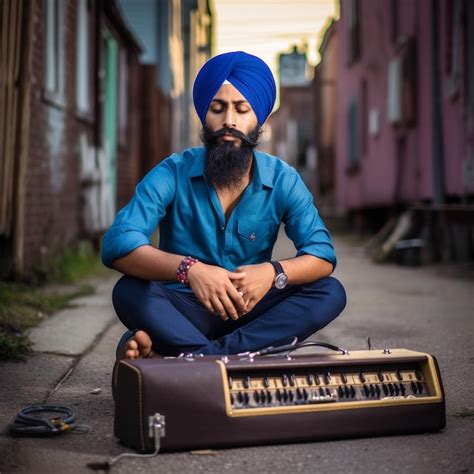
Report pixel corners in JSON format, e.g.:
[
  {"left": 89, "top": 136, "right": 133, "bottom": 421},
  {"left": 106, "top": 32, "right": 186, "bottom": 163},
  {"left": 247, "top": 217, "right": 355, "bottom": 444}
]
[{"left": 193, "top": 51, "right": 276, "bottom": 126}]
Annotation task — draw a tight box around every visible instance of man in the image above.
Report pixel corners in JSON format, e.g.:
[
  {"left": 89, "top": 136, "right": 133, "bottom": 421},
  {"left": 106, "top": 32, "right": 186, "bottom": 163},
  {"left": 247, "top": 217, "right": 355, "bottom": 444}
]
[{"left": 102, "top": 51, "right": 346, "bottom": 361}]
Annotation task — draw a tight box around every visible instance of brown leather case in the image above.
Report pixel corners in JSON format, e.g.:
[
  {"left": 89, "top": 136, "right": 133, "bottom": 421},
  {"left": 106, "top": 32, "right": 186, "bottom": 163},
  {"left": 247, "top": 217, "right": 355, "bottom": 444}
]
[{"left": 114, "top": 349, "right": 446, "bottom": 452}]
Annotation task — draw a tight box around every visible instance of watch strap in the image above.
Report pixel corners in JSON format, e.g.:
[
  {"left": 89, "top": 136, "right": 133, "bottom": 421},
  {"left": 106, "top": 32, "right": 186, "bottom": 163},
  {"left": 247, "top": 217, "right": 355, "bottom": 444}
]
[{"left": 270, "top": 260, "right": 284, "bottom": 276}]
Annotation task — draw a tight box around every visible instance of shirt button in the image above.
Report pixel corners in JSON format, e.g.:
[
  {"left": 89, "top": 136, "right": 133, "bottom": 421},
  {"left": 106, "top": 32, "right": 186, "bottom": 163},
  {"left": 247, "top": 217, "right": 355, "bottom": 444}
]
[
  {"left": 249, "top": 232, "right": 256, "bottom": 241},
  {"left": 221, "top": 225, "right": 225, "bottom": 230}
]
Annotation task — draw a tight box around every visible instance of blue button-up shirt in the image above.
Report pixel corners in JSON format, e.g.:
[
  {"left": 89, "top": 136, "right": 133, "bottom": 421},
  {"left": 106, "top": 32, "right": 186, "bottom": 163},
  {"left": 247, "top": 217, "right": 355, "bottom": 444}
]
[{"left": 102, "top": 147, "right": 336, "bottom": 292}]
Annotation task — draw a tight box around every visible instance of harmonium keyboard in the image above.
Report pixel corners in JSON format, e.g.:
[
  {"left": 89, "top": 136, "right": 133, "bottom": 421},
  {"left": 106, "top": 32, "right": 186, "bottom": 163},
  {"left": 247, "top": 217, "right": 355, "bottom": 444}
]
[{"left": 114, "top": 347, "right": 445, "bottom": 452}]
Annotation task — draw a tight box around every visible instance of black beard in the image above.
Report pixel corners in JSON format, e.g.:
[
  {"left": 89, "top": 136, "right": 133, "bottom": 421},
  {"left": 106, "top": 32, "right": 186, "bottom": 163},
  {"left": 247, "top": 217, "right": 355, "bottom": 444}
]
[{"left": 201, "top": 125, "right": 262, "bottom": 189}]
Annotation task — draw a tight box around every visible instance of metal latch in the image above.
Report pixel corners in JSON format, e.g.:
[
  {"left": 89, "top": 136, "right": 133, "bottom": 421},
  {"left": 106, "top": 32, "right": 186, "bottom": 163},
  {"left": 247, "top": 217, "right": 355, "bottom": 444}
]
[{"left": 149, "top": 413, "right": 166, "bottom": 453}]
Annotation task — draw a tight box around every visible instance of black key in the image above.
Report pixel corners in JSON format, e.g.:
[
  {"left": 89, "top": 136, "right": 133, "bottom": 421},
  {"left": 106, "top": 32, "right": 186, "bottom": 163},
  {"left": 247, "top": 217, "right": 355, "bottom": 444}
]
[
  {"left": 237, "top": 391, "right": 243, "bottom": 403},
  {"left": 296, "top": 388, "right": 303, "bottom": 400},
  {"left": 325, "top": 388, "right": 331, "bottom": 397},
  {"left": 378, "top": 372, "right": 384, "bottom": 382},
  {"left": 399, "top": 383, "right": 406, "bottom": 396},
  {"left": 243, "top": 376, "right": 251, "bottom": 389},
  {"left": 415, "top": 370, "right": 422, "bottom": 381},
  {"left": 263, "top": 376, "right": 270, "bottom": 388},
  {"left": 307, "top": 373, "right": 314, "bottom": 386},
  {"left": 338, "top": 386, "right": 344, "bottom": 398},
  {"left": 228, "top": 376, "right": 233, "bottom": 390},
  {"left": 266, "top": 390, "right": 273, "bottom": 404},
  {"left": 388, "top": 383, "right": 394, "bottom": 396},
  {"left": 350, "top": 385, "right": 356, "bottom": 398},
  {"left": 411, "top": 381, "right": 418, "bottom": 394},
  {"left": 394, "top": 383, "right": 400, "bottom": 396},
  {"left": 276, "top": 389, "right": 282, "bottom": 402},
  {"left": 359, "top": 372, "right": 366, "bottom": 383},
  {"left": 324, "top": 372, "right": 331, "bottom": 385},
  {"left": 363, "top": 385, "right": 370, "bottom": 397},
  {"left": 243, "top": 392, "right": 249, "bottom": 404},
  {"left": 260, "top": 390, "right": 266, "bottom": 403},
  {"left": 417, "top": 382, "right": 424, "bottom": 394},
  {"left": 315, "top": 373, "right": 321, "bottom": 385},
  {"left": 344, "top": 385, "right": 351, "bottom": 398},
  {"left": 282, "top": 374, "right": 289, "bottom": 387},
  {"left": 230, "top": 393, "right": 235, "bottom": 405},
  {"left": 341, "top": 373, "right": 348, "bottom": 384},
  {"left": 282, "top": 389, "right": 289, "bottom": 402},
  {"left": 375, "top": 384, "right": 381, "bottom": 398},
  {"left": 303, "top": 388, "right": 309, "bottom": 400},
  {"left": 369, "top": 384, "right": 375, "bottom": 397},
  {"left": 290, "top": 374, "right": 297, "bottom": 387},
  {"left": 253, "top": 391, "right": 260, "bottom": 403},
  {"left": 319, "top": 387, "right": 325, "bottom": 397},
  {"left": 396, "top": 369, "right": 403, "bottom": 381},
  {"left": 289, "top": 390, "right": 294, "bottom": 402},
  {"left": 382, "top": 384, "right": 389, "bottom": 396}
]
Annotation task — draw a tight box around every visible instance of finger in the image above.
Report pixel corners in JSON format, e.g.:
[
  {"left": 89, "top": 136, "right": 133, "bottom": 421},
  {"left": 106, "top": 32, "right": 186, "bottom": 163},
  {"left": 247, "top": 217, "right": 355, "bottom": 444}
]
[
  {"left": 210, "top": 296, "right": 229, "bottom": 321},
  {"left": 200, "top": 298, "right": 215, "bottom": 315},
  {"left": 227, "top": 271, "right": 247, "bottom": 280},
  {"left": 246, "top": 300, "right": 256, "bottom": 313},
  {"left": 219, "top": 292, "right": 240, "bottom": 320},
  {"left": 227, "top": 286, "right": 247, "bottom": 313}
]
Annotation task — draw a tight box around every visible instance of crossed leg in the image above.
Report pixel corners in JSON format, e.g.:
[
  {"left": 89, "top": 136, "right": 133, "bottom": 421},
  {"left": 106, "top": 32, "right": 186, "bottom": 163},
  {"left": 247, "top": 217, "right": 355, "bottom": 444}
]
[{"left": 112, "top": 275, "right": 346, "bottom": 359}]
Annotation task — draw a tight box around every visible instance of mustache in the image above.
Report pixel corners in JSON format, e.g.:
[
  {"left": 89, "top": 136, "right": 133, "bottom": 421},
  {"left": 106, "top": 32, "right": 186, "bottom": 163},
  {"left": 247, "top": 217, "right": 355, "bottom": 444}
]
[{"left": 201, "top": 126, "right": 259, "bottom": 148}]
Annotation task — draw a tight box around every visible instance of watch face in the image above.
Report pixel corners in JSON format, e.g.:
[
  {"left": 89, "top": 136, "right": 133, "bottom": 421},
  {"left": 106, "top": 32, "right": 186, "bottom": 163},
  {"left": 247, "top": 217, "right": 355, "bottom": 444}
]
[{"left": 275, "top": 273, "right": 288, "bottom": 289}]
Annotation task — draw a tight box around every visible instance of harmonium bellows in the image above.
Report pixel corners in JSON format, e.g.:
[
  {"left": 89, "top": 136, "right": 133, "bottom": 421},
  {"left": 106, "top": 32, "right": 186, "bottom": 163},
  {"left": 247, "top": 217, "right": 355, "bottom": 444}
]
[{"left": 114, "top": 348, "right": 446, "bottom": 452}]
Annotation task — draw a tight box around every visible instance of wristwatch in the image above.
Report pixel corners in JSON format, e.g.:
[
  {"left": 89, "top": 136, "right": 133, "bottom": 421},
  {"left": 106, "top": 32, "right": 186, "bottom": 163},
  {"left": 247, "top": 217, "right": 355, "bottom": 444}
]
[{"left": 269, "top": 260, "right": 288, "bottom": 289}]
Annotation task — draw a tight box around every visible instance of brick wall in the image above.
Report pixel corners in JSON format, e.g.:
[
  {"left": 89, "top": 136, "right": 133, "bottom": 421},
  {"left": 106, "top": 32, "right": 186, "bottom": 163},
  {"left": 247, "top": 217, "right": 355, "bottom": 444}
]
[
  {"left": 20, "top": 0, "right": 143, "bottom": 275},
  {"left": 24, "top": 0, "right": 92, "bottom": 268}
]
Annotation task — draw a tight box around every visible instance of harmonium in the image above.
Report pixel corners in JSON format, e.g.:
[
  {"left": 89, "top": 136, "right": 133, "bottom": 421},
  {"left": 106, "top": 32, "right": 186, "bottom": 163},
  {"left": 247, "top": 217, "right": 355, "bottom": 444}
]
[{"left": 114, "top": 344, "right": 445, "bottom": 452}]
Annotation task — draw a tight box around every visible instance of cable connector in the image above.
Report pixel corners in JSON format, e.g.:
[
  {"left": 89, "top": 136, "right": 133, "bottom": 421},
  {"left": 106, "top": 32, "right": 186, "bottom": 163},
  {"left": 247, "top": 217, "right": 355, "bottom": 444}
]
[
  {"left": 88, "top": 413, "right": 166, "bottom": 471},
  {"left": 148, "top": 413, "right": 166, "bottom": 453}
]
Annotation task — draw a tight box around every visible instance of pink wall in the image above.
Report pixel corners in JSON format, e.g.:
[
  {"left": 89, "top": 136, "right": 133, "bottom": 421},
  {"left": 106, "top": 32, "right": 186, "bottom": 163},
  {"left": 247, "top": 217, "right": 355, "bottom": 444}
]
[{"left": 335, "top": 0, "right": 472, "bottom": 213}]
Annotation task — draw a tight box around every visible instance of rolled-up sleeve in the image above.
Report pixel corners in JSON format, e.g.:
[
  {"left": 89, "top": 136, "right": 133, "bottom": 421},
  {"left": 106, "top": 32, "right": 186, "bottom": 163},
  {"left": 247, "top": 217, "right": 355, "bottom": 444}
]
[
  {"left": 101, "top": 159, "right": 176, "bottom": 268},
  {"left": 282, "top": 170, "right": 337, "bottom": 269}
]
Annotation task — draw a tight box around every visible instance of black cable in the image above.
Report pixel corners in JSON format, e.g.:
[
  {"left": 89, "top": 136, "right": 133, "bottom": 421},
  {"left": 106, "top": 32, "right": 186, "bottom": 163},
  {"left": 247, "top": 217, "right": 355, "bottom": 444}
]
[
  {"left": 9, "top": 405, "right": 77, "bottom": 437},
  {"left": 254, "top": 340, "right": 349, "bottom": 357}
]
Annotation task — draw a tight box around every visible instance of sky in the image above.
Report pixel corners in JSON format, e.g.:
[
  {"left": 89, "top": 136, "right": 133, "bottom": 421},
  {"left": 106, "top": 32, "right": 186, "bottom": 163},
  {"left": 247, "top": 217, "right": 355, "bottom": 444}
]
[{"left": 214, "top": 0, "right": 338, "bottom": 80}]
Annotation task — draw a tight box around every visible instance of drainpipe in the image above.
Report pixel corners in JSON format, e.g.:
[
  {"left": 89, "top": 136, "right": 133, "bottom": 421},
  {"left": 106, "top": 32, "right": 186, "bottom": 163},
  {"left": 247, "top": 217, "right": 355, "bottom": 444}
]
[{"left": 430, "top": 0, "right": 445, "bottom": 205}]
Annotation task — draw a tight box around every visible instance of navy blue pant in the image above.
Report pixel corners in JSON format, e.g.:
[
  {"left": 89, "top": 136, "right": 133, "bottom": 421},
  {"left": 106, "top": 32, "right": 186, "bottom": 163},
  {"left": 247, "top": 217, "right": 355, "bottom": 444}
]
[{"left": 112, "top": 275, "right": 346, "bottom": 356}]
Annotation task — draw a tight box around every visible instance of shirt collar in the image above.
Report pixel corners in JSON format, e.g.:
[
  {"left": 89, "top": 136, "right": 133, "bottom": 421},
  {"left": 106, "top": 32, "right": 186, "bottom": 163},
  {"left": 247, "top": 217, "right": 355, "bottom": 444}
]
[
  {"left": 253, "top": 150, "right": 275, "bottom": 189},
  {"left": 188, "top": 148, "right": 206, "bottom": 178},
  {"left": 188, "top": 147, "right": 275, "bottom": 189}
]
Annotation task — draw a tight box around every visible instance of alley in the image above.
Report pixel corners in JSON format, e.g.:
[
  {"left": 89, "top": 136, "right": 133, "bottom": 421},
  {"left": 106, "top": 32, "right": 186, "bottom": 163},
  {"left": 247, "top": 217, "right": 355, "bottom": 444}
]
[{"left": 0, "top": 231, "right": 472, "bottom": 473}]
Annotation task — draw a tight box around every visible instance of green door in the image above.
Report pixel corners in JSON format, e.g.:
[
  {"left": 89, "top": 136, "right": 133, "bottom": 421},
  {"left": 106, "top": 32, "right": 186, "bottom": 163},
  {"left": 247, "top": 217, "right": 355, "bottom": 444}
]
[{"left": 102, "top": 30, "right": 118, "bottom": 210}]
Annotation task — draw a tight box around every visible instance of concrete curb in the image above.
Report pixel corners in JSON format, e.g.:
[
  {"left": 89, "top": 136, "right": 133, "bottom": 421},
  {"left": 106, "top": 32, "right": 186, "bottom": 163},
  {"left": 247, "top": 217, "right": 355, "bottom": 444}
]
[{"left": 29, "top": 277, "right": 118, "bottom": 356}]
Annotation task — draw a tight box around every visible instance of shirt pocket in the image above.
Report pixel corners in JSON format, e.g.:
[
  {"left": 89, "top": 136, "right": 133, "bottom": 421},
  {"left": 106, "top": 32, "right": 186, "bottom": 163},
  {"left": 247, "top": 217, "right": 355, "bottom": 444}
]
[{"left": 237, "top": 219, "right": 277, "bottom": 243}]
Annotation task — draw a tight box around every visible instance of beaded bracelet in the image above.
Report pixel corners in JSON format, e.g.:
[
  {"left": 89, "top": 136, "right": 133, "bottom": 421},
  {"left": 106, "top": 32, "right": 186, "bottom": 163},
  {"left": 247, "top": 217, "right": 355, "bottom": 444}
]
[{"left": 176, "top": 256, "right": 199, "bottom": 285}]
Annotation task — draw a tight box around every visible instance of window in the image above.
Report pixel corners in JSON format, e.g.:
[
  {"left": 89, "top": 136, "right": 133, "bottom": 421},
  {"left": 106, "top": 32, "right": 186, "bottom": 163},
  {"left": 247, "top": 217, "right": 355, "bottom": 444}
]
[
  {"left": 446, "top": 0, "right": 462, "bottom": 99},
  {"left": 347, "top": 0, "right": 360, "bottom": 65},
  {"left": 347, "top": 98, "right": 359, "bottom": 170},
  {"left": 390, "top": 0, "right": 399, "bottom": 44},
  {"left": 76, "top": 0, "right": 91, "bottom": 113},
  {"left": 44, "top": 0, "right": 65, "bottom": 100},
  {"left": 360, "top": 79, "right": 368, "bottom": 155},
  {"left": 387, "top": 57, "right": 402, "bottom": 125}
]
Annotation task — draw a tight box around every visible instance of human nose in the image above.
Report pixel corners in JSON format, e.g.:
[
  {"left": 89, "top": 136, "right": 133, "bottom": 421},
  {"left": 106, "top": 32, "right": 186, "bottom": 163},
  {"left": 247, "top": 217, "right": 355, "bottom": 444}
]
[{"left": 222, "top": 107, "right": 237, "bottom": 128}]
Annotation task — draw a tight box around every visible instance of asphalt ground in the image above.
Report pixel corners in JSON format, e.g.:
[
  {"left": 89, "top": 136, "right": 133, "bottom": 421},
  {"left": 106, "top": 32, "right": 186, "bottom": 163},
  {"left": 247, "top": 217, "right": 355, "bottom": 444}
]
[{"left": 0, "top": 232, "right": 472, "bottom": 473}]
